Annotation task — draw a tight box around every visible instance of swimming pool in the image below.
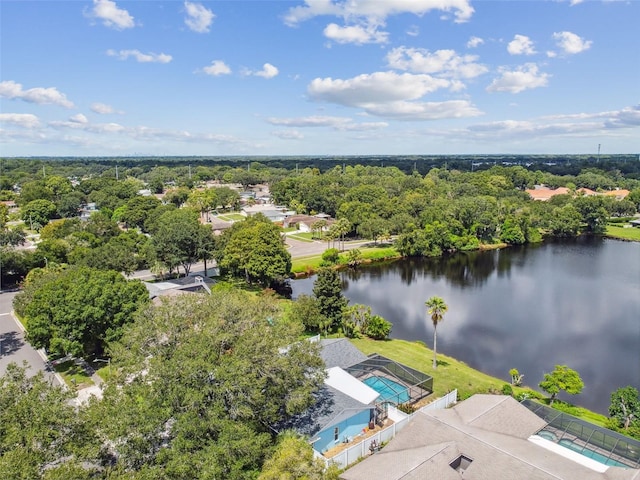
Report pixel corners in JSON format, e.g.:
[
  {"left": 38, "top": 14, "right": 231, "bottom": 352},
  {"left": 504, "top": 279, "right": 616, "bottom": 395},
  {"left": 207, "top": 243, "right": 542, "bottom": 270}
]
[
  {"left": 363, "top": 375, "right": 410, "bottom": 403},
  {"left": 557, "top": 439, "right": 630, "bottom": 468}
]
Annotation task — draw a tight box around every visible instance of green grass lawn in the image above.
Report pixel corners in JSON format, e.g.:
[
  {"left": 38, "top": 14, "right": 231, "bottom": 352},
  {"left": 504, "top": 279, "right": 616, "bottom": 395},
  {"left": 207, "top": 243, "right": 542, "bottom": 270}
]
[
  {"left": 216, "top": 213, "right": 245, "bottom": 222},
  {"left": 287, "top": 232, "right": 316, "bottom": 242},
  {"left": 606, "top": 224, "right": 640, "bottom": 241},
  {"left": 53, "top": 360, "right": 94, "bottom": 390},
  {"left": 291, "top": 245, "right": 400, "bottom": 274},
  {"left": 349, "top": 337, "right": 612, "bottom": 427},
  {"left": 349, "top": 337, "right": 512, "bottom": 400}
]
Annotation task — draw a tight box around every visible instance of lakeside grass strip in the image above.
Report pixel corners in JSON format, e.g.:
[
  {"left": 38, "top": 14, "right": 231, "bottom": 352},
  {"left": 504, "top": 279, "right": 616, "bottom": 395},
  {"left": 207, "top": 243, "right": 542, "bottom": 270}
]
[
  {"left": 348, "top": 337, "right": 609, "bottom": 427},
  {"left": 605, "top": 225, "right": 640, "bottom": 241}
]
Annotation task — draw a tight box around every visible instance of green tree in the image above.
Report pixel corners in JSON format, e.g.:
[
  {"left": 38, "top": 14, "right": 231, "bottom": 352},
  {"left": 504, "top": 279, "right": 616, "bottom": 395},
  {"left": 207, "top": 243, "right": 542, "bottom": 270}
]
[
  {"left": 365, "top": 315, "right": 392, "bottom": 340},
  {"left": 14, "top": 266, "right": 149, "bottom": 357},
  {"left": 425, "top": 296, "right": 448, "bottom": 369},
  {"left": 289, "top": 294, "right": 325, "bottom": 333},
  {"left": 259, "top": 432, "right": 339, "bottom": 480},
  {"left": 91, "top": 291, "right": 325, "bottom": 478},
  {"left": 346, "top": 248, "right": 362, "bottom": 267},
  {"left": 21, "top": 199, "right": 58, "bottom": 230},
  {"left": 539, "top": 365, "right": 585, "bottom": 404},
  {"left": 608, "top": 386, "right": 640, "bottom": 431},
  {"left": 217, "top": 215, "right": 291, "bottom": 286},
  {"left": 150, "top": 208, "right": 210, "bottom": 276},
  {"left": 0, "top": 363, "right": 96, "bottom": 479},
  {"left": 313, "top": 268, "right": 347, "bottom": 333},
  {"left": 548, "top": 204, "right": 582, "bottom": 237}
]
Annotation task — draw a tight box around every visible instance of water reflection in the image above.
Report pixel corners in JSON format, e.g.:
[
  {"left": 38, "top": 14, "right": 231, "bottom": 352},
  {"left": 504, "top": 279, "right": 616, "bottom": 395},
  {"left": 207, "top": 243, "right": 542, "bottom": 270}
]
[{"left": 292, "top": 238, "right": 640, "bottom": 414}]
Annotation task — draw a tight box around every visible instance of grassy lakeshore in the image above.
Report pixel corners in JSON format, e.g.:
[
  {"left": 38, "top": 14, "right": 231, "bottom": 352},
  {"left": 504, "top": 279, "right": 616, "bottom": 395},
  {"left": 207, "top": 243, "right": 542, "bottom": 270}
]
[
  {"left": 605, "top": 225, "right": 640, "bottom": 241},
  {"left": 291, "top": 245, "right": 400, "bottom": 275},
  {"left": 349, "top": 337, "right": 610, "bottom": 427}
]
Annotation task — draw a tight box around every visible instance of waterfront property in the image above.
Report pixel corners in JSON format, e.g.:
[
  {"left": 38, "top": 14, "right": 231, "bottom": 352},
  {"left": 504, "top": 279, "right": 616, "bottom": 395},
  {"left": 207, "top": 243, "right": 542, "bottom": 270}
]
[
  {"left": 274, "top": 338, "right": 433, "bottom": 456},
  {"left": 340, "top": 395, "right": 640, "bottom": 480}
]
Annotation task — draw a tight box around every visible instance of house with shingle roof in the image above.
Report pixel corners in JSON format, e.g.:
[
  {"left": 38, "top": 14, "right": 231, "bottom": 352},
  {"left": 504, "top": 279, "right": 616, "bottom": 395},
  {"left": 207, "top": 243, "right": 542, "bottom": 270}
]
[
  {"left": 340, "top": 395, "right": 640, "bottom": 480},
  {"left": 274, "top": 338, "right": 433, "bottom": 455}
]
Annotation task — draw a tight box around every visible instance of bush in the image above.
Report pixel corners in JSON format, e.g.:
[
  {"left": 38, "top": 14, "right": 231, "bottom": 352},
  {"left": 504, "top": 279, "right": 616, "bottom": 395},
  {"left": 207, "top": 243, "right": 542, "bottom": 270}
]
[
  {"left": 321, "top": 248, "right": 340, "bottom": 266},
  {"left": 365, "top": 315, "right": 392, "bottom": 340},
  {"left": 502, "top": 384, "right": 513, "bottom": 396}
]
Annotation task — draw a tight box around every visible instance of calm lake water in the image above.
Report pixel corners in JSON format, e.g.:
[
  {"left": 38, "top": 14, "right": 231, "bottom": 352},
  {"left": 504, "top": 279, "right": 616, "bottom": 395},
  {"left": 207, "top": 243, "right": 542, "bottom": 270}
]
[{"left": 292, "top": 237, "right": 640, "bottom": 414}]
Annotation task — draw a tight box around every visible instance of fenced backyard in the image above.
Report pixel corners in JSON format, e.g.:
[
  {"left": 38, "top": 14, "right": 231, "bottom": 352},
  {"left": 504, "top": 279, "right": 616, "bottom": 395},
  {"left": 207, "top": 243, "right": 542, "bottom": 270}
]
[{"left": 320, "top": 389, "right": 458, "bottom": 470}]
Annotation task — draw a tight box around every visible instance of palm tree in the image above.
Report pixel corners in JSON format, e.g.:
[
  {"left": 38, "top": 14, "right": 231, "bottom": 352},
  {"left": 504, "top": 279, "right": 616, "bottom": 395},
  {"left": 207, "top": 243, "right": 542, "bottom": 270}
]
[{"left": 425, "top": 296, "right": 448, "bottom": 369}]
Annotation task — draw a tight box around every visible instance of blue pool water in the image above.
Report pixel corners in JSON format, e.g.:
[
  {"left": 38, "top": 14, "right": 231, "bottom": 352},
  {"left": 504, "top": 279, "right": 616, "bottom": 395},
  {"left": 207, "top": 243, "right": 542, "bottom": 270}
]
[
  {"left": 363, "top": 376, "right": 410, "bottom": 403},
  {"left": 557, "top": 439, "right": 630, "bottom": 468}
]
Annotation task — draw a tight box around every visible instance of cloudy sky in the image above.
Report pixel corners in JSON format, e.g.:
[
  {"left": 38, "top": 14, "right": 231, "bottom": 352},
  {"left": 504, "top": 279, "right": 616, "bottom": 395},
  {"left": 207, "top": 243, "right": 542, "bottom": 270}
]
[{"left": 1, "top": 0, "right": 638, "bottom": 157}]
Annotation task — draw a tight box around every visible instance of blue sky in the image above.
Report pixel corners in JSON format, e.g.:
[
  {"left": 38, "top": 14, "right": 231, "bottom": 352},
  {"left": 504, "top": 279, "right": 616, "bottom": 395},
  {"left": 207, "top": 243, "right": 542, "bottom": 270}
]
[{"left": 1, "top": 0, "right": 638, "bottom": 157}]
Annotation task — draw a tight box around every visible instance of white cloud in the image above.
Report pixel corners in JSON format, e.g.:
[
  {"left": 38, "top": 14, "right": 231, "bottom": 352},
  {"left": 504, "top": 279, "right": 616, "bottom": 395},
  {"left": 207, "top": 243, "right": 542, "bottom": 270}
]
[
  {"left": 0, "top": 113, "right": 40, "bottom": 128},
  {"left": 307, "top": 71, "right": 481, "bottom": 120},
  {"left": 406, "top": 25, "right": 420, "bottom": 37},
  {"left": 184, "top": 2, "right": 215, "bottom": 33},
  {"left": 284, "top": 0, "right": 474, "bottom": 26},
  {"left": 308, "top": 71, "right": 450, "bottom": 106},
  {"left": 253, "top": 63, "right": 279, "bottom": 79},
  {"left": 267, "top": 115, "right": 388, "bottom": 131},
  {"left": 91, "top": 102, "right": 118, "bottom": 114},
  {"left": 69, "top": 114, "right": 88, "bottom": 124},
  {"left": 267, "top": 116, "right": 352, "bottom": 128},
  {"left": 486, "top": 63, "right": 550, "bottom": 93},
  {"left": 107, "top": 49, "right": 172, "bottom": 63},
  {"left": 569, "top": 0, "right": 584, "bottom": 5},
  {"left": 202, "top": 60, "right": 231, "bottom": 76},
  {"left": 0, "top": 80, "right": 74, "bottom": 108},
  {"left": 323, "top": 23, "right": 388, "bottom": 44},
  {"left": 553, "top": 31, "right": 592, "bottom": 54},
  {"left": 272, "top": 130, "right": 304, "bottom": 140},
  {"left": 467, "top": 36, "right": 484, "bottom": 48},
  {"left": 507, "top": 34, "right": 536, "bottom": 55},
  {"left": 386, "top": 47, "right": 488, "bottom": 79},
  {"left": 86, "top": 0, "right": 135, "bottom": 30},
  {"left": 363, "top": 100, "right": 482, "bottom": 120}
]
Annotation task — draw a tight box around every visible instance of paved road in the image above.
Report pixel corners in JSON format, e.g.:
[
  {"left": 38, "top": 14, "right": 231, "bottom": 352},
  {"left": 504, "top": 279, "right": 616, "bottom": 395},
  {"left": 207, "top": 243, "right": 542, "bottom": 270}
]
[{"left": 0, "top": 290, "right": 61, "bottom": 386}]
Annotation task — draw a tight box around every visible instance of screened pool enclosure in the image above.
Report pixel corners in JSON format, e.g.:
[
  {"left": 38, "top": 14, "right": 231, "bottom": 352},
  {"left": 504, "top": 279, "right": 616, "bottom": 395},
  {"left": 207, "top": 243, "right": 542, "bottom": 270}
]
[
  {"left": 345, "top": 354, "right": 433, "bottom": 406},
  {"left": 522, "top": 399, "right": 640, "bottom": 469}
]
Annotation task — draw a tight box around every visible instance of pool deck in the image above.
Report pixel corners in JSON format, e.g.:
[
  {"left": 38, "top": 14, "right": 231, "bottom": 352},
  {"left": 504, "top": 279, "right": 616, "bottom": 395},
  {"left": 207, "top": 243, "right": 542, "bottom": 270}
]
[{"left": 323, "top": 418, "right": 394, "bottom": 458}]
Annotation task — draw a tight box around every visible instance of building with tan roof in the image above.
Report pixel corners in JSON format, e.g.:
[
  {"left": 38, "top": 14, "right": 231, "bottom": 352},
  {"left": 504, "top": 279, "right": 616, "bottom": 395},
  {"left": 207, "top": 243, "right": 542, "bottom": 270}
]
[{"left": 340, "top": 395, "right": 640, "bottom": 480}]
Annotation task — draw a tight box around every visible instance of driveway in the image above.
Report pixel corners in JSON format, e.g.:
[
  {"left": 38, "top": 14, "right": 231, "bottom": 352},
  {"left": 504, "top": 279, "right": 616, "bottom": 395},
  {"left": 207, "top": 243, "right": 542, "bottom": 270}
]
[{"left": 0, "top": 290, "right": 61, "bottom": 386}]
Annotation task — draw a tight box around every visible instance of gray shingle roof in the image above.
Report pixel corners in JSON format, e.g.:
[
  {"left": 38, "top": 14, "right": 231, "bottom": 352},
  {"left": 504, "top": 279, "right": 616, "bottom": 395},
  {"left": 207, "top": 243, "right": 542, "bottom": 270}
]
[
  {"left": 341, "top": 395, "right": 640, "bottom": 480},
  {"left": 274, "top": 385, "right": 370, "bottom": 438},
  {"left": 320, "top": 338, "right": 369, "bottom": 369}
]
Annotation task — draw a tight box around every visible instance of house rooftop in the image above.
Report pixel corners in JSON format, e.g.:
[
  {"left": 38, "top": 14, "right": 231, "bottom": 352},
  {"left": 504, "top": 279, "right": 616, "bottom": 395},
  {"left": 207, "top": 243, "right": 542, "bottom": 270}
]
[
  {"left": 341, "top": 395, "right": 640, "bottom": 480},
  {"left": 320, "top": 338, "right": 369, "bottom": 369}
]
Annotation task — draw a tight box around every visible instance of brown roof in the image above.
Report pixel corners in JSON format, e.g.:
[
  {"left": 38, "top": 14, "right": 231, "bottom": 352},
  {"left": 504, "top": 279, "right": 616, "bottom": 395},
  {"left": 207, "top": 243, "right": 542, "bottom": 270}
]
[{"left": 341, "top": 395, "right": 640, "bottom": 480}]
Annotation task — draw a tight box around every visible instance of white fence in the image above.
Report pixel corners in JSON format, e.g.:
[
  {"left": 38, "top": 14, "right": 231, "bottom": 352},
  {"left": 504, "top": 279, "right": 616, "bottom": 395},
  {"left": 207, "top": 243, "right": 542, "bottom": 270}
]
[{"left": 322, "top": 389, "right": 457, "bottom": 470}]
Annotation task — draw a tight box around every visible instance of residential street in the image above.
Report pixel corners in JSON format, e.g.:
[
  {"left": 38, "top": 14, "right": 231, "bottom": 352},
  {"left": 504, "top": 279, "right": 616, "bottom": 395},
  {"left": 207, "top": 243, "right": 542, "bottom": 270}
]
[{"left": 0, "top": 290, "right": 61, "bottom": 386}]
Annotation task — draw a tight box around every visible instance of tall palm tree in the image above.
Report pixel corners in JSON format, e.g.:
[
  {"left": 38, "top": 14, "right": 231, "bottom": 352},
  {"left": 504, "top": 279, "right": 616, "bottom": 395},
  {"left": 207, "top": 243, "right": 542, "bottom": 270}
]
[{"left": 425, "top": 296, "right": 448, "bottom": 369}]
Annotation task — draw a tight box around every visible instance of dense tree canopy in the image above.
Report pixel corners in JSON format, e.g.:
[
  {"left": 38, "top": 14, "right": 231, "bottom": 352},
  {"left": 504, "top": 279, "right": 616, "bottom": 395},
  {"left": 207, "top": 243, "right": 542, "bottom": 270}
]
[
  {"left": 14, "top": 266, "right": 149, "bottom": 357},
  {"left": 90, "top": 290, "right": 325, "bottom": 478},
  {"left": 216, "top": 214, "right": 291, "bottom": 286}
]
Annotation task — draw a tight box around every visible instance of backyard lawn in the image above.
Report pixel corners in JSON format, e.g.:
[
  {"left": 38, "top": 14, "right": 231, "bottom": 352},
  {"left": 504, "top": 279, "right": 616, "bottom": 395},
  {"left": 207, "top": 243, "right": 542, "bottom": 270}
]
[{"left": 606, "top": 224, "right": 640, "bottom": 241}]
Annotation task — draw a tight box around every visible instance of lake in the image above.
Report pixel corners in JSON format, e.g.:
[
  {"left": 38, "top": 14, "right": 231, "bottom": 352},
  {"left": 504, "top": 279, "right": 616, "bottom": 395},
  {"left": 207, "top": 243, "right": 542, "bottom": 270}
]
[{"left": 291, "top": 237, "right": 640, "bottom": 414}]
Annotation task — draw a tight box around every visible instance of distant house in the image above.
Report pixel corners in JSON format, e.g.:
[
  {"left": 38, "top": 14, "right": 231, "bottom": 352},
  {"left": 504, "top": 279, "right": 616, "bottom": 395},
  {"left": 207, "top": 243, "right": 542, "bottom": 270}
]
[
  {"left": 283, "top": 214, "right": 335, "bottom": 233},
  {"left": 275, "top": 338, "right": 433, "bottom": 456},
  {"left": 79, "top": 202, "right": 98, "bottom": 221},
  {"left": 526, "top": 186, "right": 570, "bottom": 201},
  {"left": 526, "top": 185, "right": 630, "bottom": 201},
  {"left": 341, "top": 395, "right": 640, "bottom": 479},
  {"left": 143, "top": 274, "right": 215, "bottom": 301}
]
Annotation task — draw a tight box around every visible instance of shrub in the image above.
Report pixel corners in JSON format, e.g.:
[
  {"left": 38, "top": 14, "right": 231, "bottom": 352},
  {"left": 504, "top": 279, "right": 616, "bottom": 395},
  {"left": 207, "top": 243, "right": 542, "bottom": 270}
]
[
  {"left": 321, "top": 248, "right": 340, "bottom": 265},
  {"left": 501, "top": 384, "right": 513, "bottom": 396},
  {"left": 365, "top": 315, "right": 392, "bottom": 340}
]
